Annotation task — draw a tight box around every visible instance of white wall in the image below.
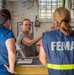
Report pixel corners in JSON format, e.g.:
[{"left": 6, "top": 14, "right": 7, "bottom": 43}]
[
  {"left": 6, "top": 1, "right": 74, "bottom": 41},
  {"left": 6, "top": 1, "right": 52, "bottom": 40}
]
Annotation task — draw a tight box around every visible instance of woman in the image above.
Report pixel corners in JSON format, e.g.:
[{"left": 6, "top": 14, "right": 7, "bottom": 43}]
[
  {"left": 39, "top": 7, "right": 74, "bottom": 75},
  {"left": 0, "top": 9, "right": 16, "bottom": 75}
]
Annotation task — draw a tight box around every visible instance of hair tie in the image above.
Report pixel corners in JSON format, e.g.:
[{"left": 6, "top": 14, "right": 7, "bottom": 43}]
[{"left": 61, "top": 20, "right": 68, "bottom": 23}]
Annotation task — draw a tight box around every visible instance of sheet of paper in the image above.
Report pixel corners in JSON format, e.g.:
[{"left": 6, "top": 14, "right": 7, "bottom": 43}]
[{"left": 17, "top": 59, "right": 33, "bottom": 64}]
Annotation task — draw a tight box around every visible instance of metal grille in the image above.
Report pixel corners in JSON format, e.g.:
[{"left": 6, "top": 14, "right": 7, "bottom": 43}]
[
  {"left": 70, "top": 0, "right": 74, "bottom": 18},
  {"left": 39, "top": 0, "right": 74, "bottom": 19},
  {"left": 39, "top": 0, "right": 63, "bottom": 19},
  {"left": 0, "top": 0, "right": 3, "bottom": 9}
]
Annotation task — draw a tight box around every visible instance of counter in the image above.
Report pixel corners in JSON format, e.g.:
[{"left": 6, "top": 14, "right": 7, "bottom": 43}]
[{"left": 15, "top": 58, "right": 48, "bottom": 75}]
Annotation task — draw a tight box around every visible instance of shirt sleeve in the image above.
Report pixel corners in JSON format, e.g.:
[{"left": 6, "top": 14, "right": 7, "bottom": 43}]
[
  {"left": 5, "top": 30, "right": 15, "bottom": 40},
  {"left": 17, "top": 32, "right": 28, "bottom": 43},
  {"left": 40, "top": 41, "right": 43, "bottom": 47}
]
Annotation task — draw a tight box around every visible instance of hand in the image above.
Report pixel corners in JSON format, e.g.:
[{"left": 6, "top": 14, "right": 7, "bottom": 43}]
[
  {"left": 42, "top": 29, "right": 50, "bottom": 33},
  {"left": 4, "top": 64, "right": 16, "bottom": 74}
]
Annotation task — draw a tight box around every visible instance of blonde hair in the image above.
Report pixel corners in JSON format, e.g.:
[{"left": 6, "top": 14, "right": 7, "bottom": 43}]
[
  {"left": 53, "top": 7, "right": 72, "bottom": 36},
  {"left": 51, "top": 23, "right": 57, "bottom": 30}
]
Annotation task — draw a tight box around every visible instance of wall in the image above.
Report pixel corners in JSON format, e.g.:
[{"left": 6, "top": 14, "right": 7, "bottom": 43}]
[
  {"left": 5, "top": 1, "right": 52, "bottom": 41},
  {"left": 6, "top": 1, "right": 74, "bottom": 42}
]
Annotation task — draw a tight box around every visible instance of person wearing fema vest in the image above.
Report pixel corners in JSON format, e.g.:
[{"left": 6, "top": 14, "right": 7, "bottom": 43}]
[{"left": 39, "top": 7, "right": 74, "bottom": 75}]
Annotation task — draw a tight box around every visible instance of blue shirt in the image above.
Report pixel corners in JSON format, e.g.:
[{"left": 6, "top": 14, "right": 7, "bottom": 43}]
[{"left": 0, "top": 25, "right": 15, "bottom": 66}]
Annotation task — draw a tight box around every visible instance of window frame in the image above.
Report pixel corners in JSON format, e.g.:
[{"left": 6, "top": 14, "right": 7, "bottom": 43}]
[{"left": 38, "top": 0, "right": 74, "bottom": 23}]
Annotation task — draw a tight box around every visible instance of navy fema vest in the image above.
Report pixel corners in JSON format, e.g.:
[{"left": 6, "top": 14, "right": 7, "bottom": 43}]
[{"left": 42, "top": 30, "right": 74, "bottom": 75}]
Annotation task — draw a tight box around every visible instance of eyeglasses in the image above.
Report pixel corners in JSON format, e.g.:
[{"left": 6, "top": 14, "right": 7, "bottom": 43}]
[
  {"left": 11, "top": 19, "right": 13, "bottom": 20},
  {"left": 10, "top": 19, "right": 13, "bottom": 22},
  {"left": 9, "top": 18, "right": 13, "bottom": 21}
]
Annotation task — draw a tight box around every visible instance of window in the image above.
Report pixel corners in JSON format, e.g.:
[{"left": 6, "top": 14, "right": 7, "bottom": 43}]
[
  {"left": 39, "top": 0, "right": 63, "bottom": 19},
  {"left": 70, "top": 0, "right": 74, "bottom": 19},
  {"left": 39, "top": 0, "right": 74, "bottom": 21}
]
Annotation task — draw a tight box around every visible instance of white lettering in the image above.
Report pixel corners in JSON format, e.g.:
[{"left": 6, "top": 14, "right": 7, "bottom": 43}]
[
  {"left": 57, "top": 42, "right": 62, "bottom": 51},
  {"left": 51, "top": 41, "right": 74, "bottom": 51},
  {"left": 71, "top": 41, "right": 74, "bottom": 50},
  {"left": 51, "top": 42, "right": 56, "bottom": 51},
  {"left": 63, "top": 41, "right": 70, "bottom": 50}
]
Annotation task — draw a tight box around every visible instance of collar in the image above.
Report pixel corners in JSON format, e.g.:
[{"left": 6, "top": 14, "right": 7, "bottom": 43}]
[{"left": 55, "top": 26, "right": 60, "bottom": 30}]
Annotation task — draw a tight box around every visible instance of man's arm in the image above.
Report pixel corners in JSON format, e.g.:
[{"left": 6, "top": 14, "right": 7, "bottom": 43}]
[{"left": 22, "top": 35, "right": 42, "bottom": 46}]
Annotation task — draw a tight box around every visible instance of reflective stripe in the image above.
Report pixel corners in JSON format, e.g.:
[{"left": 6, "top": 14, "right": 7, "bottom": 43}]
[{"left": 47, "top": 64, "right": 74, "bottom": 70}]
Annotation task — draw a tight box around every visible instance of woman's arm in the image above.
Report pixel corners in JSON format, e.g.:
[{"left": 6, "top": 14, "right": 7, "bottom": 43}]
[
  {"left": 39, "top": 46, "right": 47, "bottom": 66},
  {"left": 5, "top": 38, "right": 16, "bottom": 73}
]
